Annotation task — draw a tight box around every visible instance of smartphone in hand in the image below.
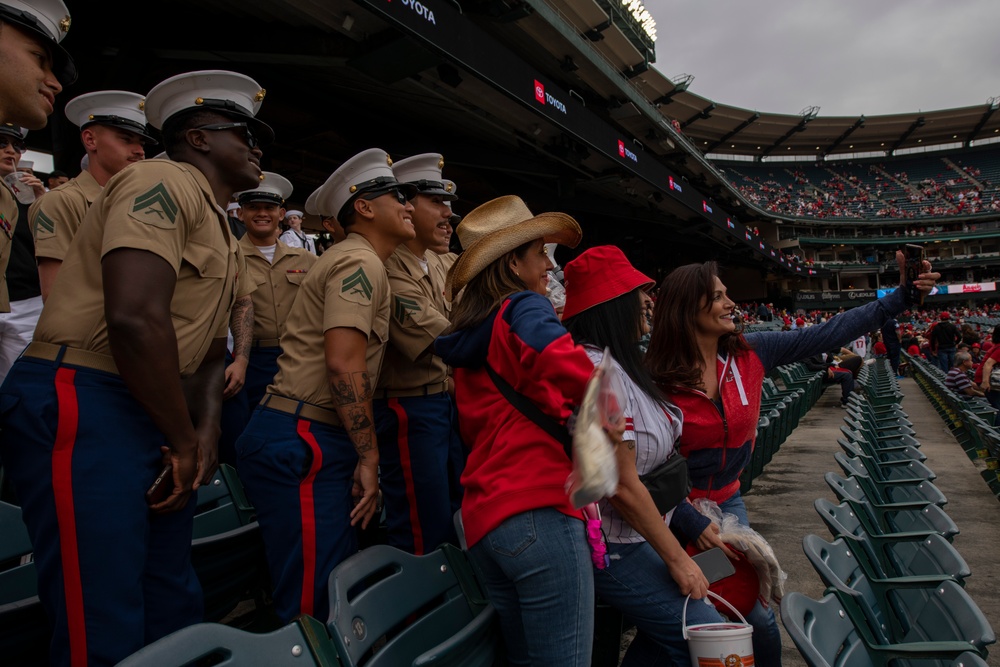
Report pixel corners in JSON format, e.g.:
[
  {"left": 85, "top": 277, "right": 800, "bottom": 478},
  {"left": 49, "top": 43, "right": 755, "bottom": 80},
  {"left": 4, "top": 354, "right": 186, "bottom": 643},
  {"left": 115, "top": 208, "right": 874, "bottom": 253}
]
[
  {"left": 691, "top": 546, "right": 737, "bottom": 584},
  {"left": 145, "top": 464, "right": 175, "bottom": 505},
  {"left": 903, "top": 243, "right": 925, "bottom": 306}
]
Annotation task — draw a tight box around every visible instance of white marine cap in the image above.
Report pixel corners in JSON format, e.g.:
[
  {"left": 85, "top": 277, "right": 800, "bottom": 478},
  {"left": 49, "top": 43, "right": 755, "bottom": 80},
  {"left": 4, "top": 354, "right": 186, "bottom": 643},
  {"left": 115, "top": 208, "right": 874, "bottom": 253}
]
[
  {"left": 0, "top": 0, "right": 76, "bottom": 83},
  {"left": 442, "top": 180, "right": 457, "bottom": 208},
  {"left": 144, "top": 70, "right": 273, "bottom": 145},
  {"left": 305, "top": 148, "right": 416, "bottom": 222},
  {"left": 64, "top": 90, "right": 155, "bottom": 142},
  {"left": 391, "top": 153, "right": 457, "bottom": 200},
  {"left": 226, "top": 202, "right": 240, "bottom": 213},
  {"left": 234, "top": 171, "right": 292, "bottom": 206},
  {"left": 285, "top": 210, "right": 304, "bottom": 218},
  {"left": 19, "top": 160, "right": 34, "bottom": 170},
  {"left": 0, "top": 123, "right": 28, "bottom": 140}
]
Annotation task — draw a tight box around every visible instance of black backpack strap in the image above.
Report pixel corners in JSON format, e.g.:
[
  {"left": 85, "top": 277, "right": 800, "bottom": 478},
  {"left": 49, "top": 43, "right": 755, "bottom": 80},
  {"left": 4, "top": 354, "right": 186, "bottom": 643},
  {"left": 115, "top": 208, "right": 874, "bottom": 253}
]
[{"left": 484, "top": 362, "right": 573, "bottom": 457}]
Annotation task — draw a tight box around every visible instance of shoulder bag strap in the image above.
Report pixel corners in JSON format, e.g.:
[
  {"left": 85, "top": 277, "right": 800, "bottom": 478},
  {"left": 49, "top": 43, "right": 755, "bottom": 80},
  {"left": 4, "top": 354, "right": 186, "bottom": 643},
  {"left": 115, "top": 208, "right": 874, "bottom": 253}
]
[{"left": 484, "top": 362, "right": 573, "bottom": 457}]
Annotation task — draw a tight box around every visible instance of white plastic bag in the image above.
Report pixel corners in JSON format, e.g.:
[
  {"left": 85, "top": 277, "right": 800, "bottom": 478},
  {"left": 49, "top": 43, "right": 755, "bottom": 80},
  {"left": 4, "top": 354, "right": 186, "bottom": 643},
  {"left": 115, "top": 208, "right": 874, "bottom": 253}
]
[{"left": 566, "top": 349, "right": 622, "bottom": 509}]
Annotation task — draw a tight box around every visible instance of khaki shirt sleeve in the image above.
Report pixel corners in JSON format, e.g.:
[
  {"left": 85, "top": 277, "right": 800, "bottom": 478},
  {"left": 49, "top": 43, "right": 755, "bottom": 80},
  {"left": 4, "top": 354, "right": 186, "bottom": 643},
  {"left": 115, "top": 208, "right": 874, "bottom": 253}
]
[
  {"left": 323, "top": 251, "right": 386, "bottom": 335},
  {"left": 387, "top": 269, "right": 450, "bottom": 362},
  {"left": 30, "top": 188, "right": 85, "bottom": 261},
  {"left": 98, "top": 167, "right": 201, "bottom": 273},
  {"left": 235, "top": 245, "right": 256, "bottom": 298}
]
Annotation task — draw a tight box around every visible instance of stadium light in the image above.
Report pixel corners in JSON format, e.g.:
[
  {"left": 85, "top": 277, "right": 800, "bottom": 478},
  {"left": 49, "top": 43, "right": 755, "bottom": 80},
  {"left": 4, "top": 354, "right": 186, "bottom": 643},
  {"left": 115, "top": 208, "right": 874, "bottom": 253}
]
[
  {"left": 799, "top": 106, "right": 821, "bottom": 121},
  {"left": 989, "top": 96, "right": 1000, "bottom": 111}
]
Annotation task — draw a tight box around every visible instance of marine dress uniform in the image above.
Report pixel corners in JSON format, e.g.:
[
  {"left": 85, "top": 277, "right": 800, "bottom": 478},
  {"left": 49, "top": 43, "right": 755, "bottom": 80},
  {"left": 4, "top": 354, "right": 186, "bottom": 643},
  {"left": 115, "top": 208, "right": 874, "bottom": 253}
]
[
  {"left": 374, "top": 154, "right": 463, "bottom": 554},
  {"left": 30, "top": 91, "right": 154, "bottom": 265},
  {"left": 219, "top": 172, "right": 317, "bottom": 458},
  {"left": 0, "top": 70, "right": 267, "bottom": 667},
  {"left": 236, "top": 148, "right": 415, "bottom": 623}
]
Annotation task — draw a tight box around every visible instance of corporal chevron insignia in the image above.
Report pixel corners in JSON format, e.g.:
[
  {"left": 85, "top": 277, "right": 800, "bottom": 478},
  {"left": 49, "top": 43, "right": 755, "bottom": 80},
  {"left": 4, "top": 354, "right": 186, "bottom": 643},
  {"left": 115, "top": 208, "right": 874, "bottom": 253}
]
[
  {"left": 129, "top": 182, "right": 179, "bottom": 229},
  {"left": 33, "top": 210, "right": 56, "bottom": 238},
  {"left": 394, "top": 295, "right": 421, "bottom": 325},
  {"left": 340, "top": 266, "right": 373, "bottom": 303}
]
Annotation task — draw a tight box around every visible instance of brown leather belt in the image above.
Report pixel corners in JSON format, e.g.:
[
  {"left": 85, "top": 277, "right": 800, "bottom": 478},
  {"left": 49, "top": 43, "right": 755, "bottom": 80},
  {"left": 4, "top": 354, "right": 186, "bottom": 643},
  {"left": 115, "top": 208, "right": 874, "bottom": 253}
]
[
  {"left": 374, "top": 380, "right": 450, "bottom": 400},
  {"left": 252, "top": 338, "right": 281, "bottom": 349},
  {"left": 259, "top": 393, "right": 342, "bottom": 427},
  {"left": 22, "top": 341, "right": 119, "bottom": 375}
]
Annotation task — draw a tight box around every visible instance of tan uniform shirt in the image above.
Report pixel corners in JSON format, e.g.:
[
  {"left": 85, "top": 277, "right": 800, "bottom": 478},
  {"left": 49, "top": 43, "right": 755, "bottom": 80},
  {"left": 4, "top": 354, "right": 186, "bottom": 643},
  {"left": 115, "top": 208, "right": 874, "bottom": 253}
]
[
  {"left": 30, "top": 169, "right": 102, "bottom": 261},
  {"left": 269, "top": 233, "right": 390, "bottom": 409},
  {"left": 35, "top": 159, "right": 244, "bottom": 377},
  {"left": 377, "top": 245, "right": 451, "bottom": 390},
  {"left": 0, "top": 181, "right": 17, "bottom": 312},
  {"left": 239, "top": 235, "right": 317, "bottom": 342},
  {"left": 438, "top": 251, "right": 457, "bottom": 273}
]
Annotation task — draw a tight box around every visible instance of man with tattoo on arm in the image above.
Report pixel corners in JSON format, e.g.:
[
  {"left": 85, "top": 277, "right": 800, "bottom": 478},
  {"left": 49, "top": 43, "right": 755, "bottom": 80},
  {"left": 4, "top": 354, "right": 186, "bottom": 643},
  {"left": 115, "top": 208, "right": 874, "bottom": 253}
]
[{"left": 236, "top": 148, "right": 416, "bottom": 623}]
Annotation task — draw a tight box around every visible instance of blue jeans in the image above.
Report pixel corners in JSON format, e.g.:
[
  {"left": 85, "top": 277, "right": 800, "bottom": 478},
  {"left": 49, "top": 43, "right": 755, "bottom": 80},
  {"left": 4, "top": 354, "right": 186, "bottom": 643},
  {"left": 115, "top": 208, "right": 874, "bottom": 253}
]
[
  {"left": 937, "top": 347, "right": 956, "bottom": 373},
  {"left": 595, "top": 541, "right": 726, "bottom": 666},
  {"left": 469, "top": 508, "right": 594, "bottom": 667},
  {"left": 719, "top": 492, "right": 783, "bottom": 666}
]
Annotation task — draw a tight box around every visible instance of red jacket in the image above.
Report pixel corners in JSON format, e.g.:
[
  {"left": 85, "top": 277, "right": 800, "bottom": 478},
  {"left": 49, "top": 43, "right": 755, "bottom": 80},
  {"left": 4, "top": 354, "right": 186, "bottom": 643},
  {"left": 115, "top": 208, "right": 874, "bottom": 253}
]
[
  {"left": 666, "top": 350, "right": 765, "bottom": 504},
  {"left": 435, "top": 292, "right": 593, "bottom": 547}
]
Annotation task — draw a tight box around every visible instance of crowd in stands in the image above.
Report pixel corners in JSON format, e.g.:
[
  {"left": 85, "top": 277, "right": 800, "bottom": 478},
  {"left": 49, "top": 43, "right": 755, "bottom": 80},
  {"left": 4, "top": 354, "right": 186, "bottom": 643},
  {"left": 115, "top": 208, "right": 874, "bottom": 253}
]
[{"left": 719, "top": 146, "right": 1000, "bottom": 221}]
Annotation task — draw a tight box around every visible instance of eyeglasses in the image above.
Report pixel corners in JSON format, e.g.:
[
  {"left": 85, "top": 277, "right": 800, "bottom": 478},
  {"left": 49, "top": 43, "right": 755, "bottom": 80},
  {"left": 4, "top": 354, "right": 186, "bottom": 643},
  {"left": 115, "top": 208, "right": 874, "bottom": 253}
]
[
  {"left": 194, "top": 122, "right": 258, "bottom": 150},
  {"left": 0, "top": 138, "right": 27, "bottom": 154},
  {"left": 360, "top": 187, "right": 412, "bottom": 205}
]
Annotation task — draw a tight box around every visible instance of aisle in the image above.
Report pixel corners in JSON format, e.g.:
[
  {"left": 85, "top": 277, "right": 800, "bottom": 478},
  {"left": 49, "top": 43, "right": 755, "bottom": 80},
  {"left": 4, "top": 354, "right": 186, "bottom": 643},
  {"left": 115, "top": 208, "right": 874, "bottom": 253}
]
[{"left": 742, "top": 375, "right": 1000, "bottom": 667}]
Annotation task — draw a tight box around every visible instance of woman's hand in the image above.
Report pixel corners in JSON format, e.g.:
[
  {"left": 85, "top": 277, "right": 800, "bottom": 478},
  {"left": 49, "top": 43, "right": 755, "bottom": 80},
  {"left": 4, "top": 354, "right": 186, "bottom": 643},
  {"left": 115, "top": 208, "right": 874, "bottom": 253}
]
[
  {"left": 693, "top": 522, "right": 739, "bottom": 560},
  {"left": 895, "top": 250, "right": 940, "bottom": 295},
  {"left": 667, "top": 551, "right": 711, "bottom": 599}
]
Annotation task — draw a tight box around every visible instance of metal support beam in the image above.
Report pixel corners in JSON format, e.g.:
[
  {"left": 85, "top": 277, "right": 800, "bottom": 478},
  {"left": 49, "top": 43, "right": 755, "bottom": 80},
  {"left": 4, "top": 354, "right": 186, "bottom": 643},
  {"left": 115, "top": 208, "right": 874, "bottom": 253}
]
[
  {"left": 888, "top": 116, "right": 925, "bottom": 153},
  {"left": 823, "top": 115, "right": 865, "bottom": 156},
  {"left": 705, "top": 112, "right": 760, "bottom": 153},
  {"left": 680, "top": 103, "right": 715, "bottom": 129}
]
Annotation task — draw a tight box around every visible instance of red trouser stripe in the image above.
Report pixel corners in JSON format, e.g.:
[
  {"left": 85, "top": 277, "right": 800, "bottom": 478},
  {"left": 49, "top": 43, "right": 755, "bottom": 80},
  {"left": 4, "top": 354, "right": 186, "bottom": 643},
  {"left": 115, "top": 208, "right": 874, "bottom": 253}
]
[
  {"left": 52, "top": 367, "right": 87, "bottom": 667},
  {"left": 296, "top": 419, "right": 324, "bottom": 617},
  {"left": 388, "top": 399, "right": 424, "bottom": 555}
]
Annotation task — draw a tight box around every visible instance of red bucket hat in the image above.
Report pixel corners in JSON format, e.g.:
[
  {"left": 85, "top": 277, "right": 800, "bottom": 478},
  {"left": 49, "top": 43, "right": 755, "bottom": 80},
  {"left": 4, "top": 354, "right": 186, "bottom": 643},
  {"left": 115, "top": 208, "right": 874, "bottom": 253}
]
[{"left": 561, "top": 246, "right": 654, "bottom": 321}]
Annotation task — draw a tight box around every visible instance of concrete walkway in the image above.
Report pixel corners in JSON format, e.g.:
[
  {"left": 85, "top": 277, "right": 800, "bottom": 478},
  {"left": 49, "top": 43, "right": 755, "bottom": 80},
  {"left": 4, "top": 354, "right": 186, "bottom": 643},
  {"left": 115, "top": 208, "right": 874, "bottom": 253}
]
[{"left": 742, "top": 376, "right": 1000, "bottom": 667}]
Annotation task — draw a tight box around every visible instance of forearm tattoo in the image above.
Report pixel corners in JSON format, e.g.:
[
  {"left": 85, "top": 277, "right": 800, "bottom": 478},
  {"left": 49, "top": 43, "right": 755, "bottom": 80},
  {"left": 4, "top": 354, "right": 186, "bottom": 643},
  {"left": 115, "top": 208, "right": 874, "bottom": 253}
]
[
  {"left": 230, "top": 296, "right": 253, "bottom": 361},
  {"left": 331, "top": 371, "right": 376, "bottom": 458}
]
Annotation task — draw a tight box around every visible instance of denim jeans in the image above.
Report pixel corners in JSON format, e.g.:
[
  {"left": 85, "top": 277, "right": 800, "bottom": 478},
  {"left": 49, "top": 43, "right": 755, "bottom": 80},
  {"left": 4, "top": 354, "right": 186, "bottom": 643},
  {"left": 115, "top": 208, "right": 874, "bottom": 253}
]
[
  {"left": 595, "top": 540, "right": 726, "bottom": 666},
  {"left": 937, "top": 347, "right": 956, "bottom": 373},
  {"left": 469, "top": 508, "right": 594, "bottom": 667},
  {"left": 718, "top": 492, "right": 783, "bottom": 666}
]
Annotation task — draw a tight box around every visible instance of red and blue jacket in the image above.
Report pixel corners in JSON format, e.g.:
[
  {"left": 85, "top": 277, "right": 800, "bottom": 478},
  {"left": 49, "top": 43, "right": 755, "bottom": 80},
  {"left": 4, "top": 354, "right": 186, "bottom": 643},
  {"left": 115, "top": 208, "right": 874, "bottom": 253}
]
[
  {"left": 669, "top": 287, "right": 908, "bottom": 542},
  {"left": 435, "top": 291, "right": 594, "bottom": 548}
]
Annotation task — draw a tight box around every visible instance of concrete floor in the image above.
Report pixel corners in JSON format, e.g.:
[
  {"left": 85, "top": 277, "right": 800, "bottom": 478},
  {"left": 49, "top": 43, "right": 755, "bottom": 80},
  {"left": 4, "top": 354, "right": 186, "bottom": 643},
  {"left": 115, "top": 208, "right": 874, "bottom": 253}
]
[{"left": 743, "top": 376, "right": 1000, "bottom": 667}]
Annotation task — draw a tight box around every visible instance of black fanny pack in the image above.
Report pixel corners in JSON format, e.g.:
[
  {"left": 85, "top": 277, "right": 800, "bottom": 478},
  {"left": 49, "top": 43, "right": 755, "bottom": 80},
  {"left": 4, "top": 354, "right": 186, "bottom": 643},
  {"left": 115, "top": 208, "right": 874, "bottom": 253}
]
[{"left": 639, "top": 453, "right": 691, "bottom": 515}]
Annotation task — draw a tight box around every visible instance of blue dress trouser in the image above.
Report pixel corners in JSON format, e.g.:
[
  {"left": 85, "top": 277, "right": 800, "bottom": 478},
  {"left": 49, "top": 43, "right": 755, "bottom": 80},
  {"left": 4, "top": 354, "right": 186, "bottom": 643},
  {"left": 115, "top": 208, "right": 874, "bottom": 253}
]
[
  {"left": 0, "top": 356, "right": 202, "bottom": 667},
  {"left": 236, "top": 403, "right": 358, "bottom": 623},
  {"left": 374, "top": 392, "right": 465, "bottom": 554},
  {"left": 219, "top": 346, "right": 282, "bottom": 466}
]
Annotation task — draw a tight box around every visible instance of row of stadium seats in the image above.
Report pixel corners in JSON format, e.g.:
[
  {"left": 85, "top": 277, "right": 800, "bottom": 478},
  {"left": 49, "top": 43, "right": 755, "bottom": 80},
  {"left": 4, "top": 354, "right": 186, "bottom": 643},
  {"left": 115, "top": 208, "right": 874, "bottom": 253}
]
[
  {"left": 907, "top": 353, "right": 1000, "bottom": 503},
  {"left": 739, "top": 363, "right": 829, "bottom": 494},
  {"left": 781, "top": 359, "right": 995, "bottom": 666},
  {"left": 717, "top": 145, "right": 1000, "bottom": 221},
  {"left": 0, "top": 462, "right": 503, "bottom": 666}
]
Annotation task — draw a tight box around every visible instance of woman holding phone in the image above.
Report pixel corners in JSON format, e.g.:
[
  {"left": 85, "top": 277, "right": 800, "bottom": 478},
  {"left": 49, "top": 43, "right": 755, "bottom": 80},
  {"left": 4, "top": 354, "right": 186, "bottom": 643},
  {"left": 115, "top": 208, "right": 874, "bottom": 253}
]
[{"left": 646, "top": 251, "right": 939, "bottom": 664}]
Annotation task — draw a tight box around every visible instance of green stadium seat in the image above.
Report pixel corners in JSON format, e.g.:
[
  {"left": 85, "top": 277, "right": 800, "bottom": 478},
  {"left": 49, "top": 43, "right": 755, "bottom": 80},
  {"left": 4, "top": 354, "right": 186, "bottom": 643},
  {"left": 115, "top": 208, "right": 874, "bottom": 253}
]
[
  {"left": 116, "top": 615, "right": 340, "bottom": 666},
  {"left": 326, "top": 544, "right": 501, "bottom": 667}
]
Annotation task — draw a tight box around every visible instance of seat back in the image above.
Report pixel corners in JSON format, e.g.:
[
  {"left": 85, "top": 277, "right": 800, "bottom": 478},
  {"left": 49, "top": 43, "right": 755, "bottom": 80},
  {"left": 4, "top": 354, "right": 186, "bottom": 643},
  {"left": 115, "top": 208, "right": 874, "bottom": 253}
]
[
  {"left": 116, "top": 617, "right": 340, "bottom": 666},
  {"left": 890, "top": 581, "right": 995, "bottom": 650},
  {"left": 801, "top": 534, "right": 890, "bottom": 644},
  {"left": 779, "top": 592, "right": 878, "bottom": 667},
  {"left": 327, "top": 544, "right": 497, "bottom": 667}
]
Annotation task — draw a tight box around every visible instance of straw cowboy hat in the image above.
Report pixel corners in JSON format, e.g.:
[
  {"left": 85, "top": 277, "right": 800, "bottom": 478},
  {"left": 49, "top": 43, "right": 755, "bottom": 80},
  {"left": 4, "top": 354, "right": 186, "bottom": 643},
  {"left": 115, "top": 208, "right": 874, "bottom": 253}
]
[{"left": 446, "top": 195, "right": 581, "bottom": 299}]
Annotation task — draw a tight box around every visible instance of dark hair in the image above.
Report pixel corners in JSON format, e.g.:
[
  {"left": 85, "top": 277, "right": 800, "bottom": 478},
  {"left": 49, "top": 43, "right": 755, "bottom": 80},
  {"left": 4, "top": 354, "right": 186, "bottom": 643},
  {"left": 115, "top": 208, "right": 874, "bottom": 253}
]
[
  {"left": 645, "top": 261, "right": 751, "bottom": 391},
  {"left": 992, "top": 327, "right": 1000, "bottom": 345},
  {"left": 448, "top": 241, "right": 533, "bottom": 333},
  {"left": 563, "top": 289, "right": 667, "bottom": 406},
  {"left": 48, "top": 170, "right": 68, "bottom": 179}
]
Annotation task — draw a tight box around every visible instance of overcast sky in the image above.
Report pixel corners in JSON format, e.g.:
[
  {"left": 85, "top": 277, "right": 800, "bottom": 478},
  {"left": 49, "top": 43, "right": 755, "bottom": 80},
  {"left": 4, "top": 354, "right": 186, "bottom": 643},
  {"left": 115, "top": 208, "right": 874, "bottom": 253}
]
[{"left": 646, "top": 0, "right": 1000, "bottom": 117}]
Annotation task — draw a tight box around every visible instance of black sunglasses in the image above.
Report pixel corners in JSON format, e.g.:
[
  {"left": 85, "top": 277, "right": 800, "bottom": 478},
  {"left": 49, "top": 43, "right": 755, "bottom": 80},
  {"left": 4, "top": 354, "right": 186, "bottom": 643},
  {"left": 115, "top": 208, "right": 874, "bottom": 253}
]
[
  {"left": 360, "top": 187, "right": 412, "bottom": 205},
  {"left": 0, "top": 137, "right": 27, "bottom": 153},
  {"left": 194, "top": 122, "right": 258, "bottom": 150}
]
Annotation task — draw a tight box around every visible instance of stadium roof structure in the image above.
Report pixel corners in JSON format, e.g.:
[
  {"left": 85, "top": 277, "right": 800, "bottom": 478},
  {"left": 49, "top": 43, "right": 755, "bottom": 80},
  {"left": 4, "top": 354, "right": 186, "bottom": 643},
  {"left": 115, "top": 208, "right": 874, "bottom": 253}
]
[{"left": 629, "top": 68, "right": 1000, "bottom": 160}]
